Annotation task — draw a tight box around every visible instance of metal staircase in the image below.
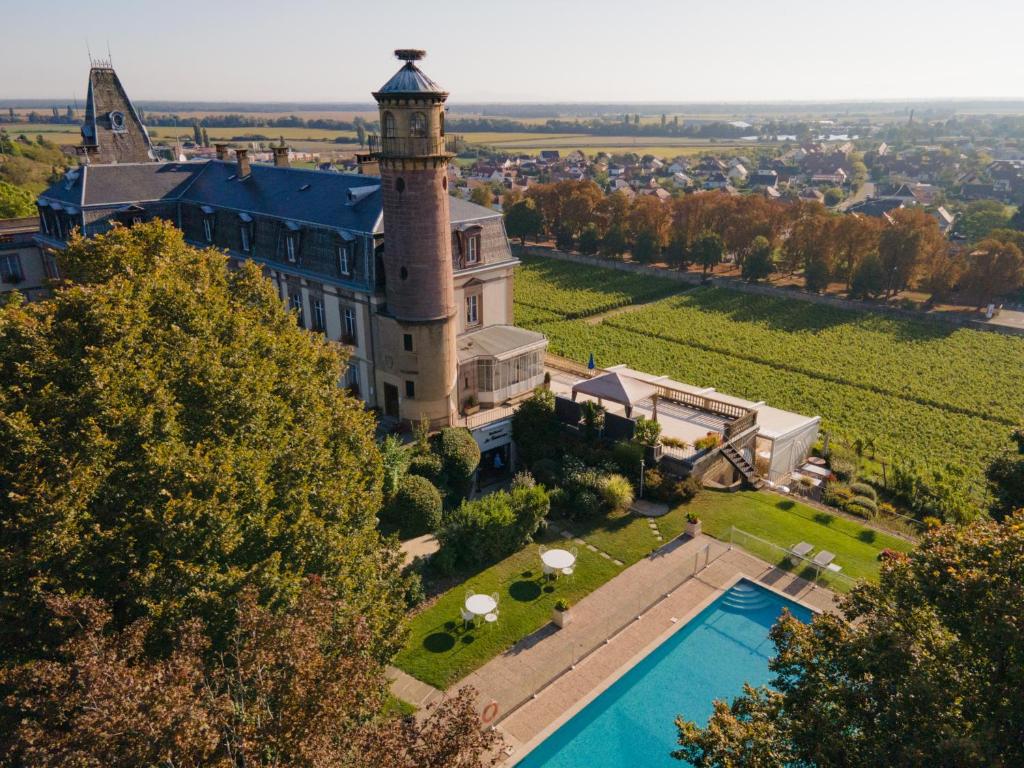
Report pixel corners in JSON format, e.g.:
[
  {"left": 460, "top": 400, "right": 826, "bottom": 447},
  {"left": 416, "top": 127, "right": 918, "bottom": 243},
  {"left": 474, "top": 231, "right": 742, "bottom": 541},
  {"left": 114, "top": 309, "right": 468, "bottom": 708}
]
[{"left": 720, "top": 440, "right": 763, "bottom": 489}]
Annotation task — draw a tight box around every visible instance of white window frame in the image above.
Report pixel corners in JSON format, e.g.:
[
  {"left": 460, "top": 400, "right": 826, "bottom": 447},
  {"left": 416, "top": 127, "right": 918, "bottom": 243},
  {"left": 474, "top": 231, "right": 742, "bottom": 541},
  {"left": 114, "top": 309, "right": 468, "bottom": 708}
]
[
  {"left": 311, "top": 296, "right": 326, "bottom": 332},
  {"left": 286, "top": 235, "right": 297, "bottom": 263},
  {"left": 466, "top": 234, "right": 479, "bottom": 264},
  {"left": 466, "top": 294, "right": 479, "bottom": 326},
  {"left": 337, "top": 243, "right": 350, "bottom": 275},
  {"left": 289, "top": 292, "right": 304, "bottom": 327},
  {"left": 240, "top": 225, "right": 251, "bottom": 253},
  {"left": 343, "top": 307, "right": 357, "bottom": 342},
  {"left": 203, "top": 217, "right": 213, "bottom": 243}
]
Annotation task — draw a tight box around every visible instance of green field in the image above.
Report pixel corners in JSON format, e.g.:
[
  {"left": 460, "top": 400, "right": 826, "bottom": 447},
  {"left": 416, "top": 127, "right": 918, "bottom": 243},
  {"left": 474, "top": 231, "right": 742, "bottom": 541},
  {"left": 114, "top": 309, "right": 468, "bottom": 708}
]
[{"left": 514, "top": 254, "right": 1023, "bottom": 490}]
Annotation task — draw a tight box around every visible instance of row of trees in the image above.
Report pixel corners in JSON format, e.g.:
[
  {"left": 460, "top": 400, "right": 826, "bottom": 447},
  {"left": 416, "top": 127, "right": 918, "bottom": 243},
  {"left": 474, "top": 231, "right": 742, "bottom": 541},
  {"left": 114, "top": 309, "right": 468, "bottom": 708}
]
[{"left": 504, "top": 180, "right": 1024, "bottom": 304}]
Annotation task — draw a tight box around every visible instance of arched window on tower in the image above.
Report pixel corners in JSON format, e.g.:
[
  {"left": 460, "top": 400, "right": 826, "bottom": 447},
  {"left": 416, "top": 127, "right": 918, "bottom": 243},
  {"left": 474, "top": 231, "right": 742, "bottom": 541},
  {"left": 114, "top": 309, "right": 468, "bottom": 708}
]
[
  {"left": 409, "top": 112, "right": 427, "bottom": 138},
  {"left": 383, "top": 112, "right": 396, "bottom": 138}
]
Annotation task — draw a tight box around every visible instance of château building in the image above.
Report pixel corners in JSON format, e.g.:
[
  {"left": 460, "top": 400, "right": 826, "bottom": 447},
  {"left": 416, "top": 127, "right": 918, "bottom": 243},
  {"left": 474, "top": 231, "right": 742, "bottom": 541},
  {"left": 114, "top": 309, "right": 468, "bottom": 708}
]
[{"left": 33, "top": 51, "right": 547, "bottom": 432}]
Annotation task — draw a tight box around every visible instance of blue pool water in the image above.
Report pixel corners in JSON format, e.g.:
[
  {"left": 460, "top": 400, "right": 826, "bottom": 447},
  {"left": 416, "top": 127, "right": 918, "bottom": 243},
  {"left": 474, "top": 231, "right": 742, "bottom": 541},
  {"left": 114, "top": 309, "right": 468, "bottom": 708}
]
[{"left": 516, "top": 580, "right": 812, "bottom": 768}]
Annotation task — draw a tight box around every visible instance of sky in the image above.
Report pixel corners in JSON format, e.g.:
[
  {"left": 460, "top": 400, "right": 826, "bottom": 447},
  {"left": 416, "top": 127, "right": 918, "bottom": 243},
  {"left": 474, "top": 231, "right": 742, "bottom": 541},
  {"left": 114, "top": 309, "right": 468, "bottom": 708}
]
[{"left": 1, "top": 0, "right": 1022, "bottom": 104}]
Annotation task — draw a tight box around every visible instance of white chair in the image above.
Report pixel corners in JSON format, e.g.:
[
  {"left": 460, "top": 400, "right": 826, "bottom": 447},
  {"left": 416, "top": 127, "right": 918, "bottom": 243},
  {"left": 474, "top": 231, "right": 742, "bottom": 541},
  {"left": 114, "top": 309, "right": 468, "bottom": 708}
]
[
  {"left": 490, "top": 592, "right": 500, "bottom": 606},
  {"left": 540, "top": 545, "right": 554, "bottom": 578},
  {"left": 561, "top": 566, "right": 574, "bottom": 581},
  {"left": 484, "top": 610, "right": 499, "bottom": 629},
  {"left": 460, "top": 607, "right": 476, "bottom": 629}
]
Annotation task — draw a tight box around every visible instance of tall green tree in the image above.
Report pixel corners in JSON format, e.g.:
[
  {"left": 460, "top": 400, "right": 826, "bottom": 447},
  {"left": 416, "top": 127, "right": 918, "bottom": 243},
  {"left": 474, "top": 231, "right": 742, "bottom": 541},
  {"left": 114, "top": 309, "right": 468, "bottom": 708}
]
[
  {"left": 676, "top": 513, "right": 1024, "bottom": 767},
  {"left": 692, "top": 230, "right": 724, "bottom": 278},
  {"left": 0, "top": 221, "right": 407, "bottom": 661},
  {"left": 0, "top": 180, "right": 35, "bottom": 218},
  {"left": 741, "top": 235, "right": 775, "bottom": 282}
]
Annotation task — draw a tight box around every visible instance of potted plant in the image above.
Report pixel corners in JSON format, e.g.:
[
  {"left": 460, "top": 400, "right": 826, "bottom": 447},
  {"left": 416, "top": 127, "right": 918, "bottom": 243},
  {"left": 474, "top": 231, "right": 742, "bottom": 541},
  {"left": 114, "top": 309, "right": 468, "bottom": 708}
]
[
  {"left": 552, "top": 599, "right": 572, "bottom": 628},
  {"left": 685, "top": 512, "right": 701, "bottom": 537},
  {"left": 463, "top": 394, "right": 480, "bottom": 415}
]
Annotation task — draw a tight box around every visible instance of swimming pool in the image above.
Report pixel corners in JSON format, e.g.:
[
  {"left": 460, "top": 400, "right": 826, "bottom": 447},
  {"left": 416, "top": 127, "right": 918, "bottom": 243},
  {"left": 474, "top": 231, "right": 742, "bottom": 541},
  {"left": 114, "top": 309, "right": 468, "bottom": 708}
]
[{"left": 515, "top": 580, "right": 813, "bottom": 768}]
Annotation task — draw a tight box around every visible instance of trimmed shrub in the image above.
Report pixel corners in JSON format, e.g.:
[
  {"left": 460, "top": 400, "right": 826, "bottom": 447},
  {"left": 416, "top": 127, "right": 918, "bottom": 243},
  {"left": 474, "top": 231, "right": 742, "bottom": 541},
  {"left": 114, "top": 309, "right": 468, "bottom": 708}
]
[
  {"left": 845, "top": 495, "right": 878, "bottom": 517},
  {"left": 822, "top": 483, "right": 853, "bottom": 507},
  {"left": 385, "top": 475, "right": 443, "bottom": 537},
  {"left": 512, "top": 388, "right": 560, "bottom": 465},
  {"left": 407, "top": 452, "right": 443, "bottom": 482},
  {"left": 600, "top": 473, "right": 635, "bottom": 512},
  {"left": 434, "top": 427, "right": 481, "bottom": 499},
  {"left": 611, "top": 441, "right": 644, "bottom": 479},
  {"left": 849, "top": 482, "right": 878, "bottom": 502},
  {"left": 829, "top": 457, "right": 857, "bottom": 482},
  {"left": 674, "top": 476, "right": 703, "bottom": 504}
]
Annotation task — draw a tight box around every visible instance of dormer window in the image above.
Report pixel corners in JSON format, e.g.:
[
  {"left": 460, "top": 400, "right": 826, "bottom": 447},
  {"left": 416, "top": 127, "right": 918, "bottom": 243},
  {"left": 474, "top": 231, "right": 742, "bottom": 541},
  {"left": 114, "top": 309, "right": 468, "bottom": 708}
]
[
  {"left": 109, "top": 111, "right": 127, "bottom": 133},
  {"left": 337, "top": 243, "right": 350, "bottom": 276},
  {"left": 239, "top": 213, "right": 253, "bottom": 253},
  {"left": 383, "top": 111, "right": 396, "bottom": 138},
  {"left": 410, "top": 112, "right": 427, "bottom": 138},
  {"left": 286, "top": 236, "right": 297, "bottom": 263},
  {"left": 466, "top": 233, "right": 480, "bottom": 264},
  {"left": 201, "top": 205, "right": 215, "bottom": 243},
  {"left": 284, "top": 221, "right": 301, "bottom": 264}
]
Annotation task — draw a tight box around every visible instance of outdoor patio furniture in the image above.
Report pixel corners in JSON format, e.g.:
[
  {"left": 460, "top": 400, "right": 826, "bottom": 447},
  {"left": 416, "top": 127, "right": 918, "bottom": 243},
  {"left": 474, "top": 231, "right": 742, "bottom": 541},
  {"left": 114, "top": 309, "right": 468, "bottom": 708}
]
[
  {"left": 561, "top": 566, "right": 574, "bottom": 581},
  {"left": 812, "top": 550, "right": 836, "bottom": 569},
  {"left": 465, "top": 593, "right": 497, "bottom": 621},
  {"left": 542, "top": 548, "right": 576, "bottom": 579},
  {"left": 789, "top": 541, "right": 813, "bottom": 559},
  {"left": 484, "top": 610, "right": 499, "bottom": 629},
  {"left": 460, "top": 607, "right": 476, "bottom": 629}
]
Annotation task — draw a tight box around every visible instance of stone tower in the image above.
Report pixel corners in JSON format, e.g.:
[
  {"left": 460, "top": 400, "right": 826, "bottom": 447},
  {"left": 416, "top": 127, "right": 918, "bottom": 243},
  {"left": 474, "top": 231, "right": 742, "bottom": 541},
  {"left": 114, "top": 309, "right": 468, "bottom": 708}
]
[
  {"left": 372, "top": 49, "right": 457, "bottom": 426},
  {"left": 78, "top": 62, "right": 154, "bottom": 165}
]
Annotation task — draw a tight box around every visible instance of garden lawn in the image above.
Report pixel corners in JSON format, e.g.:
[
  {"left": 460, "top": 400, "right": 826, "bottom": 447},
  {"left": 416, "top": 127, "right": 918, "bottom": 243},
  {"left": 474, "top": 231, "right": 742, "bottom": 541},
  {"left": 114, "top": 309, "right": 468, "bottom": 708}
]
[
  {"left": 555, "top": 504, "right": 692, "bottom": 565},
  {"left": 690, "top": 489, "right": 914, "bottom": 591},
  {"left": 394, "top": 530, "right": 619, "bottom": 690}
]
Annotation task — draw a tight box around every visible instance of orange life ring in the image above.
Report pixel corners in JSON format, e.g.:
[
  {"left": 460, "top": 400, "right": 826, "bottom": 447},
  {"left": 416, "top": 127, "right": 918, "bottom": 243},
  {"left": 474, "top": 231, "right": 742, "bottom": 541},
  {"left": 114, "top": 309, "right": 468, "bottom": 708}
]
[{"left": 481, "top": 701, "right": 499, "bottom": 724}]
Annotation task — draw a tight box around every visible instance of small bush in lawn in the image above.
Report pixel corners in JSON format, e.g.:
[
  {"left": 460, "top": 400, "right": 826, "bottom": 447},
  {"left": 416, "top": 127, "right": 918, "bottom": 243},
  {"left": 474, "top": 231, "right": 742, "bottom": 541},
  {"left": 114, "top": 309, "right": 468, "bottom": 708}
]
[
  {"left": 386, "top": 474, "right": 443, "bottom": 536},
  {"left": 674, "top": 476, "right": 703, "bottom": 504},
  {"left": 574, "top": 488, "right": 602, "bottom": 518},
  {"left": 600, "top": 473, "right": 635, "bottom": 512},
  {"left": 408, "top": 452, "right": 443, "bottom": 483},
  {"left": 849, "top": 482, "right": 878, "bottom": 501}
]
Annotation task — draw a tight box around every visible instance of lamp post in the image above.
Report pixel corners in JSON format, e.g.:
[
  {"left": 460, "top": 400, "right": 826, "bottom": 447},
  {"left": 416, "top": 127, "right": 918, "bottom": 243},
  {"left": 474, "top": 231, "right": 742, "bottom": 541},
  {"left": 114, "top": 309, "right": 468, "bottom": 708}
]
[{"left": 639, "top": 458, "right": 645, "bottom": 499}]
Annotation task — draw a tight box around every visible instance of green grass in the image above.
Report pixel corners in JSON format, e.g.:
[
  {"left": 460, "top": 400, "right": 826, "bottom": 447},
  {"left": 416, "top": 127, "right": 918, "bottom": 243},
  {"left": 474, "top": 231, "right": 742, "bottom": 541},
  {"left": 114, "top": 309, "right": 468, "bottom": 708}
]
[
  {"left": 384, "top": 693, "right": 417, "bottom": 717},
  {"left": 394, "top": 529, "right": 619, "bottom": 689},
  {"left": 691, "top": 489, "right": 914, "bottom": 590},
  {"left": 556, "top": 505, "right": 691, "bottom": 565}
]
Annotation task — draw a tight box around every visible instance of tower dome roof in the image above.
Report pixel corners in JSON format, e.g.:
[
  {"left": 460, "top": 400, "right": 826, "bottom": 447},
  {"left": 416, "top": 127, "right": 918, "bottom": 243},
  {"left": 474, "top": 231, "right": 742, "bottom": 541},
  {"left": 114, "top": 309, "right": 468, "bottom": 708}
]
[{"left": 375, "top": 50, "right": 445, "bottom": 96}]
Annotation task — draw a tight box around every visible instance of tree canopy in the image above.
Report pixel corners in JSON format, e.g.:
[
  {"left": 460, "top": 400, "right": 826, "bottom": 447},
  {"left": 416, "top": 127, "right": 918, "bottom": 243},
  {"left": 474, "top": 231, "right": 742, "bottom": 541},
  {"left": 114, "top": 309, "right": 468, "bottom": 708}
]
[
  {"left": 0, "top": 221, "right": 406, "bottom": 661},
  {"left": 675, "top": 513, "right": 1024, "bottom": 767},
  {"left": 0, "top": 180, "right": 35, "bottom": 218}
]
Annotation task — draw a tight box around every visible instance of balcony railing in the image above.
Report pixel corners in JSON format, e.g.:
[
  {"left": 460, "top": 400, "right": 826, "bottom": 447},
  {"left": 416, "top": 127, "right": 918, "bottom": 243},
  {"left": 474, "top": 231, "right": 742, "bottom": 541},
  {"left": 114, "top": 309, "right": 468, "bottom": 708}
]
[{"left": 366, "top": 135, "right": 460, "bottom": 157}]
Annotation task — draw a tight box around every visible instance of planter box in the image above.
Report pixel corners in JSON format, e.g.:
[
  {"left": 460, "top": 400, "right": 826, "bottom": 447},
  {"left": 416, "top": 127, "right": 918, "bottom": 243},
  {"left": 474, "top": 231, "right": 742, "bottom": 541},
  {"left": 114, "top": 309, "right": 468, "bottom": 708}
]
[
  {"left": 463, "top": 404, "right": 480, "bottom": 415},
  {"left": 685, "top": 520, "right": 702, "bottom": 537},
  {"left": 552, "top": 608, "right": 571, "bottom": 628}
]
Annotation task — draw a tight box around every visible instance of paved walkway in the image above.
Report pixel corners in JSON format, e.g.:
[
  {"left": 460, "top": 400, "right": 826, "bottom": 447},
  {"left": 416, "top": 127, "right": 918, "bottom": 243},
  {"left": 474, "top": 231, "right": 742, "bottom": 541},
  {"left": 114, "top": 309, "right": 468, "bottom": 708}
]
[
  {"left": 400, "top": 533, "right": 439, "bottom": 565},
  {"left": 444, "top": 535, "right": 837, "bottom": 764},
  {"left": 387, "top": 665, "right": 443, "bottom": 710}
]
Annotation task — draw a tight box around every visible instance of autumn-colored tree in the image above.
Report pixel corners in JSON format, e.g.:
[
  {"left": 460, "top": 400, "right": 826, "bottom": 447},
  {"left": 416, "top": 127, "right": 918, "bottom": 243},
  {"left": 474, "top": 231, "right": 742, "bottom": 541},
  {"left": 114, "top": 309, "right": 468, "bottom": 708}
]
[
  {"left": 628, "top": 194, "right": 671, "bottom": 258},
  {"left": 676, "top": 513, "right": 1024, "bottom": 767},
  {"left": 722, "top": 195, "right": 787, "bottom": 267},
  {"left": 670, "top": 191, "right": 732, "bottom": 251},
  {"left": 780, "top": 205, "right": 834, "bottom": 276},
  {"left": 0, "top": 222, "right": 407, "bottom": 662},
  {"left": 0, "top": 581, "right": 500, "bottom": 768},
  {"left": 878, "top": 207, "right": 944, "bottom": 296},
  {"left": 832, "top": 215, "right": 880, "bottom": 290},
  {"left": 917, "top": 241, "right": 962, "bottom": 303},
  {"left": 692, "top": 230, "right": 725, "bottom": 278},
  {"left": 959, "top": 237, "right": 1024, "bottom": 307},
  {"left": 469, "top": 184, "right": 494, "bottom": 208},
  {"left": 741, "top": 235, "right": 775, "bottom": 282}
]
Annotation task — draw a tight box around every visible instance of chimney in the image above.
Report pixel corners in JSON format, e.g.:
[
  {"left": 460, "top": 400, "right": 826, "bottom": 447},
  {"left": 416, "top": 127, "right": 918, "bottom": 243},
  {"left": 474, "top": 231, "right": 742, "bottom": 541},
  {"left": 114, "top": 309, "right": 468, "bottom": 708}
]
[
  {"left": 214, "top": 143, "right": 229, "bottom": 161},
  {"left": 356, "top": 152, "right": 380, "bottom": 176},
  {"left": 235, "top": 148, "right": 251, "bottom": 179},
  {"left": 271, "top": 144, "right": 290, "bottom": 168}
]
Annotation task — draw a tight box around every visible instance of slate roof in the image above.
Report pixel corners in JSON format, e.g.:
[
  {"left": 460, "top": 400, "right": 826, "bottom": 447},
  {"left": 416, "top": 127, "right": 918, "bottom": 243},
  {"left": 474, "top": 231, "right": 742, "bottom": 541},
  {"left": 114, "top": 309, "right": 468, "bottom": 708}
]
[
  {"left": 846, "top": 198, "right": 904, "bottom": 218},
  {"left": 37, "top": 160, "right": 499, "bottom": 235},
  {"left": 375, "top": 61, "right": 445, "bottom": 96}
]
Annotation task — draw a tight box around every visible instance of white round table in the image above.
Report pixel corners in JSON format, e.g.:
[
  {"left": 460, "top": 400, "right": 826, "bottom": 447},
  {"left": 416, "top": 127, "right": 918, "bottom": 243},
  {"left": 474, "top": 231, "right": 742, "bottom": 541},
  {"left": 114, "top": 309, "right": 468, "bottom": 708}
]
[
  {"left": 465, "top": 594, "right": 497, "bottom": 617},
  {"left": 541, "top": 549, "right": 576, "bottom": 570}
]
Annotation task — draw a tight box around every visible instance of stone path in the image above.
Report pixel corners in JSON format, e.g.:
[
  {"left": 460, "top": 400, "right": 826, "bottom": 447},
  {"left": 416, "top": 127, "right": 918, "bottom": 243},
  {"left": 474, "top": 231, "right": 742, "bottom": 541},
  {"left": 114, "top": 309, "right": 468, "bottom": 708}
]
[
  {"left": 555, "top": 524, "right": 624, "bottom": 567},
  {"left": 386, "top": 665, "right": 442, "bottom": 710}
]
